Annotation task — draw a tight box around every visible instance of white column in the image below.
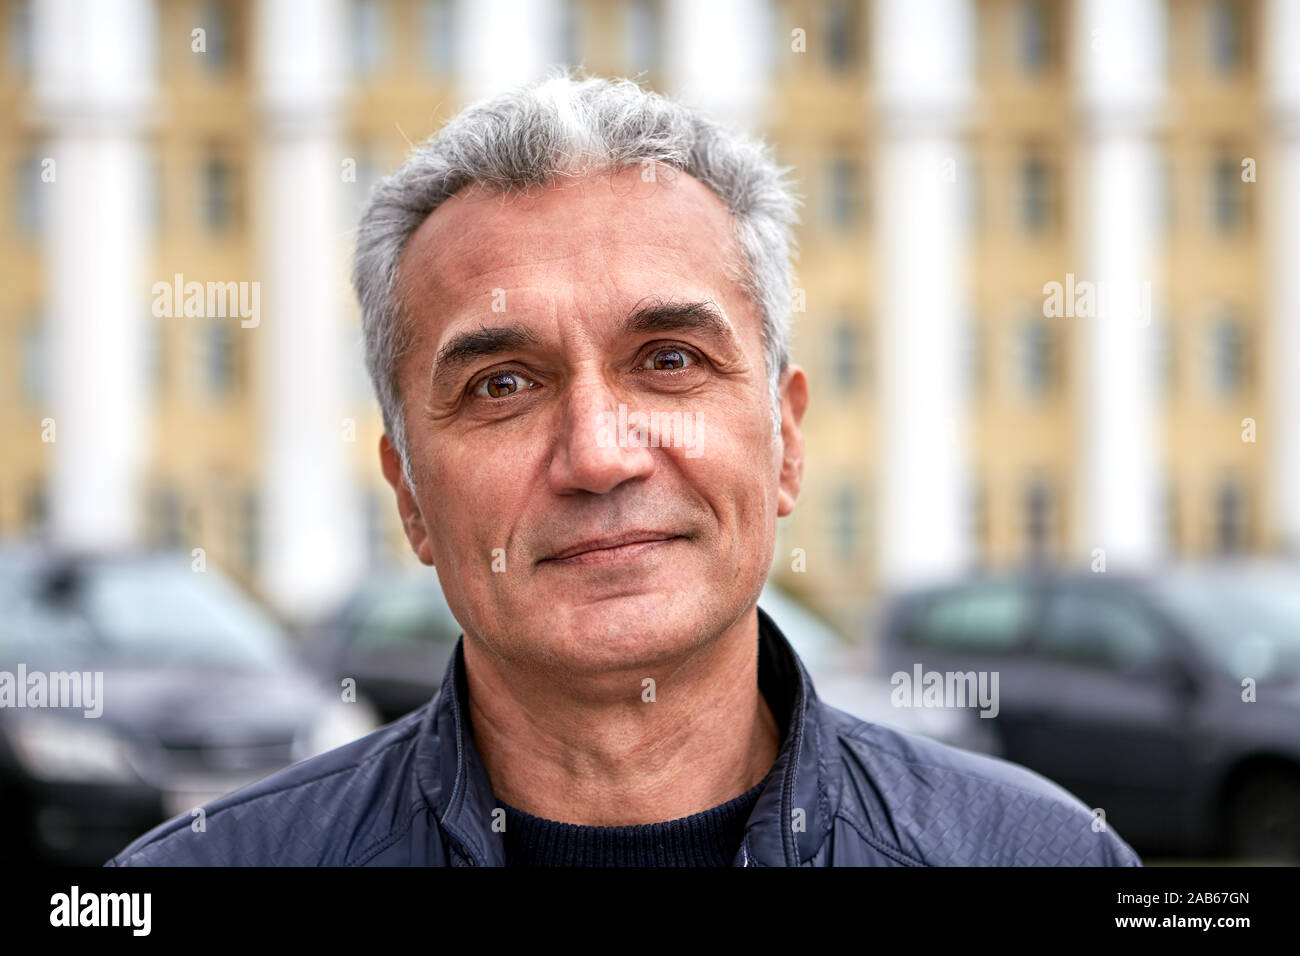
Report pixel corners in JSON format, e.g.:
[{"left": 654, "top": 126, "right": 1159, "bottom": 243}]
[
  {"left": 874, "top": 0, "right": 976, "bottom": 589},
  {"left": 663, "top": 0, "right": 772, "bottom": 130},
  {"left": 1267, "top": 0, "right": 1300, "bottom": 555},
  {"left": 256, "top": 0, "right": 362, "bottom": 618},
  {"left": 34, "top": 0, "right": 155, "bottom": 549},
  {"left": 1074, "top": 0, "right": 1167, "bottom": 570},
  {"left": 455, "top": 0, "right": 561, "bottom": 104}
]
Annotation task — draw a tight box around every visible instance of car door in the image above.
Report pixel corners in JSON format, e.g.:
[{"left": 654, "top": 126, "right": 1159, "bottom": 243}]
[
  {"left": 1013, "top": 580, "right": 1200, "bottom": 851},
  {"left": 884, "top": 578, "right": 1053, "bottom": 756}
]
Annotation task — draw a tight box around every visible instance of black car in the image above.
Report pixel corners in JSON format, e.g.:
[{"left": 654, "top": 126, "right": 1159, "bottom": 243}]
[
  {"left": 0, "top": 547, "right": 378, "bottom": 864},
  {"left": 878, "top": 562, "right": 1300, "bottom": 861},
  {"left": 299, "top": 568, "right": 463, "bottom": 724}
]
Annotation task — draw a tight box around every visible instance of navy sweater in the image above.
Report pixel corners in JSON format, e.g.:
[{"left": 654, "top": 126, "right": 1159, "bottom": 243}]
[{"left": 498, "top": 780, "right": 766, "bottom": 866}]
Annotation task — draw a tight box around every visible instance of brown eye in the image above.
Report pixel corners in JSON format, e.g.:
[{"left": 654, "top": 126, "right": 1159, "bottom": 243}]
[
  {"left": 642, "top": 347, "right": 693, "bottom": 371},
  {"left": 475, "top": 371, "right": 533, "bottom": 399}
]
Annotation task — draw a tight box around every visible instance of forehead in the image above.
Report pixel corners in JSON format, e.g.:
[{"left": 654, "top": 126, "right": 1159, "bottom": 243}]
[{"left": 395, "top": 167, "right": 748, "bottom": 325}]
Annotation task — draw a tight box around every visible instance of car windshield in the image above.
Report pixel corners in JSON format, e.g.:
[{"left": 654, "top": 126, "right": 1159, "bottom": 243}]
[
  {"left": 1154, "top": 571, "right": 1300, "bottom": 683},
  {"left": 0, "top": 556, "right": 292, "bottom": 671}
]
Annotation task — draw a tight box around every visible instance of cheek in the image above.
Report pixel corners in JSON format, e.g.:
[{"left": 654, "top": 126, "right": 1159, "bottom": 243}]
[
  {"left": 418, "top": 432, "right": 538, "bottom": 572},
  {"left": 688, "top": 428, "right": 777, "bottom": 527},
  {"left": 714, "top": 393, "right": 780, "bottom": 486}
]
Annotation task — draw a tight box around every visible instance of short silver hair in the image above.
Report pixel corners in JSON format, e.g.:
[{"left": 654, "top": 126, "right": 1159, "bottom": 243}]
[{"left": 352, "top": 71, "right": 800, "bottom": 488}]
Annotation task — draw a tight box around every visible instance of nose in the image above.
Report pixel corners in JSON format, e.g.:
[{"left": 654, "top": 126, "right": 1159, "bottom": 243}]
[{"left": 547, "top": 375, "right": 656, "bottom": 496}]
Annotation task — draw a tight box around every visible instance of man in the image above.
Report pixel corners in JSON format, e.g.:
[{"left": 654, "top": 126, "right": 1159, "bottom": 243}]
[{"left": 109, "top": 74, "right": 1140, "bottom": 867}]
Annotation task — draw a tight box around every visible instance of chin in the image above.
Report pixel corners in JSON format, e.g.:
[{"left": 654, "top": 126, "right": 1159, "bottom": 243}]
[{"left": 527, "top": 595, "right": 719, "bottom": 676}]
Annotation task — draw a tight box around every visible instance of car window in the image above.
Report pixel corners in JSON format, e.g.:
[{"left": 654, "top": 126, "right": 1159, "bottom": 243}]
[
  {"left": 82, "top": 560, "right": 292, "bottom": 669},
  {"left": 0, "top": 594, "right": 99, "bottom": 667},
  {"left": 349, "top": 584, "right": 462, "bottom": 650},
  {"left": 903, "top": 584, "right": 1033, "bottom": 653},
  {"left": 1039, "top": 590, "right": 1166, "bottom": 673},
  {"left": 0, "top": 557, "right": 292, "bottom": 671},
  {"left": 1154, "top": 572, "right": 1300, "bottom": 682}
]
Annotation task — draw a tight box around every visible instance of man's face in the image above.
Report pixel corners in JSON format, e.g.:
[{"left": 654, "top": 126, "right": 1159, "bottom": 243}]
[{"left": 381, "top": 166, "right": 807, "bottom": 678}]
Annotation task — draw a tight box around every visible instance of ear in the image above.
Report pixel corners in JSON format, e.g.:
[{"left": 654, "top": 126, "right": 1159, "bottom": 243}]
[
  {"left": 379, "top": 434, "right": 434, "bottom": 565},
  {"left": 776, "top": 365, "right": 808, "bottom": 518}
]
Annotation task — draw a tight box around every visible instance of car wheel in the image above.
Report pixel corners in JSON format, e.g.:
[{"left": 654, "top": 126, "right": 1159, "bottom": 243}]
[{"left": 1225, "top": 769, "right": 1300, "bottom": 862}]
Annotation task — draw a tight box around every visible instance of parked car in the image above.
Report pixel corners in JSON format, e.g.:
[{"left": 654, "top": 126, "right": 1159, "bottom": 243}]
[
  {"left": 299, "top": 567, "right": 463, "bottom": 724},
  {"left": 0, "top": 546, "right": 378, "bottom": 865},
  {"left": 758, "top": 585, "right": 1001, "bottom": 756},
  {"left": 302, "top": 569, "right": 990, "bottom": 753},
  {"left": 878, "top": 562, "right": 1300, "bottom": 860}
]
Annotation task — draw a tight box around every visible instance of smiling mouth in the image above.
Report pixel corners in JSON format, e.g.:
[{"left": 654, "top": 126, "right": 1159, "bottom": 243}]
[{"left": 540, "top": 532, "right": 686, "bottom": 566}]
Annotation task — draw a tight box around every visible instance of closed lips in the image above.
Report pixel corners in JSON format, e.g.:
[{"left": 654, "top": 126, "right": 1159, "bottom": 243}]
[{"left": 543, "top": 532, "right": 681, "bottom": 562}]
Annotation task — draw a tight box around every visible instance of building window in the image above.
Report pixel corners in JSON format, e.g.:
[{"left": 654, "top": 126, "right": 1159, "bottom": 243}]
[
  {"left": 969, "top": 479, "right": 988, "bottom": 565},
  {"left": 1154, "top": 320, "right": 1176, "bottom": 396},
  {"left": 624, "top": 0, "right": 660, "bottom": 76},
  {"left": 345, "top": 323, "right": 371, "bottom": 404},
  {"left": 349, "top": 142, "right": 381, "bottom": 214},
  {"left": 242, "top": 490, "right": 260, "bottom": 570},
  {"left": 197, "top": 0, "right": 233, "bottom": 73},
  {"left": 827, "top": 316, "right": 865, "bottom": 393},
  {"left": 198, "top": 323, "right": 239, "bottom": 400},
  {"left": 6, "top": 0, "right": 32, "bottom": 78},
  {"left": 1018, "top": 317, "right": 1058, "bottom": 399},
  {"left": 1210, "top": 154, "right": 1244, "bottom": 234},
  {"left": 1018, "top": 150, "right": 1055, "bottom": 235},
  {"left": 421, "top": 0, "right": 456, "bottom": 74},
  {"left": 1015, "top": 0, "right": 1053, "bottom": 74},
  {"left": 200, "top": 152, "right": 239, "bottom": 235},
  {"left": 966, "top": 155, "right": 983, "bottom": 234},
  {"left": 145, "top": 317, "right": 167, "bottom": 398},
  {"left": 1209, "top": 314, "right": 1248, "bottom": 396},
  {"left": 150, "top": 487, "right": 185, "bottom": 549},
  {"left": 1022, "top": 476, "right": 1055, "bottom": 561},
  {"left": 824, "top": 0, "right": 857, "bottom": 72},
  {"left": 1157, "top": 152, "right": 1174, "bottom": 231},
  {"left": 350, "top": 0, "right": 385, "bottom": 78},
  {"left": 146, "top": 150, "right": 164, "bottom": 233},
  {"left": 824, "top": 153, "right": 860, "bottom": 231},
  {"left": 830, "top": 484, "right": 860, "bottom": 564},
  {"left": 1163, "top": 480, "right": 1181, "bottom": 555},
  {"left": 363, "top": 487, "right": 388, "bottom": 565},
  {"left": 20, "top": 315, "right": 45, "bottom": 405},
  {"left": 1213, "top": 479, "right": 1247, "bottom": 555},
  {"left": 1207, "top": 0, "right": 1245, "bottom": 74},
  {"left": 24, "top": 482, "right": 47, "bottom": 538},
  {"left": 964, "top": 318, "right": 984, "bottom": 400},
  {"left": 16, "top": 150, "right": 44, "bottom": 237},
  {"left": 557, "top": 0, "right": 581, "bottom": 67}
]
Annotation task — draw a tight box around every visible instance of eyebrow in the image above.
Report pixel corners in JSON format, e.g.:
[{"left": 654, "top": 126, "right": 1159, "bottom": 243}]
[
  {"left": 427, "top": 299, "right": 738, "bottom": 393},
  {"left": 429, "top": 324, "right": 542, "bottom": 391},
  {"left": 622, "top": 298, "right": 737, "bottom": 346}
]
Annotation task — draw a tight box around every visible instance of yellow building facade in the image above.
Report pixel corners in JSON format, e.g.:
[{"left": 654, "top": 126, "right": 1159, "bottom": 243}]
[{"left": 0, "top": 0, "right": 1291, "bottom": 639}]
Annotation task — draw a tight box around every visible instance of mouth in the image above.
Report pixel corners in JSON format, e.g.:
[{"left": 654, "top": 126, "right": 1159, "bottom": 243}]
[{"left": 539, "top": 531, "right": 686, "bottom": 566}]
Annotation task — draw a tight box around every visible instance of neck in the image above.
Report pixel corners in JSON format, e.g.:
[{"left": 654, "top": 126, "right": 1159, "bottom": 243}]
[{"left": 462, "top": 604, "right": 780, "bottom": 826}]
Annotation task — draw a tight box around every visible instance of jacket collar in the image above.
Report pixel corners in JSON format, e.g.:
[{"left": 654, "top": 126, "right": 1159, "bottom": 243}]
[{"left": 419, "top": 605, "right": 832, "bottom": 867}]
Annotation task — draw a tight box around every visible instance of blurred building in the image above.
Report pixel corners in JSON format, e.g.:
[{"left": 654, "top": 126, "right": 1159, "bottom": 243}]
[{"left": 0, "top": 0, "right": 1297, "bottom": 637}]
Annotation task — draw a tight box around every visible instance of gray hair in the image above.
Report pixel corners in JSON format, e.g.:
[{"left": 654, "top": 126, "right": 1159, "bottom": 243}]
[{"left": 352, "top": 71, "right": 800, "bottom": 489}]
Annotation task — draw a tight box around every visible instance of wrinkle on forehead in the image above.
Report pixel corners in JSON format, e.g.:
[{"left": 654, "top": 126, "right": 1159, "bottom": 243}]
[{"left": 394, "top": 168, "right": 750, "bottom": 337}]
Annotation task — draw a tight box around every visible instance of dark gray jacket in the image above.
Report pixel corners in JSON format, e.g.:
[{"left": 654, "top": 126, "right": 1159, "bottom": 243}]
[{"left": 107, "top": 607, "right": 1142, "bottom": 866}]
